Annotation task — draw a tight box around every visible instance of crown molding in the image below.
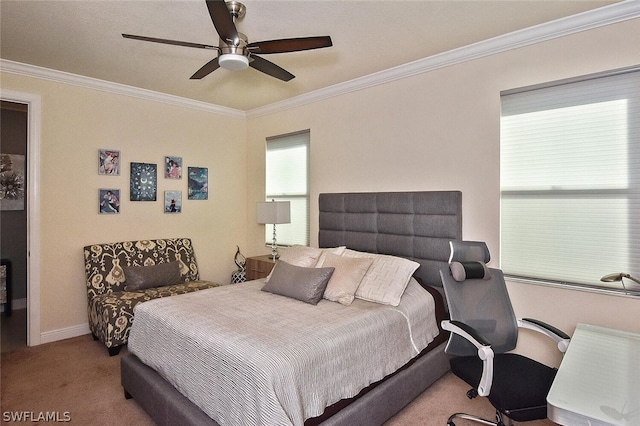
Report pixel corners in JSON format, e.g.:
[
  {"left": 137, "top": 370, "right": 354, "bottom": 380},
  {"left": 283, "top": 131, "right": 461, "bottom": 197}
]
[
  {"left": 1, "top": 1, "right": 638, "bottom": 120},
  {"left": 0, "top": 59, "right": 246, "bottom": 119},
  {"left": 246, "top": 0, "right": 640, "bottom": 118}
]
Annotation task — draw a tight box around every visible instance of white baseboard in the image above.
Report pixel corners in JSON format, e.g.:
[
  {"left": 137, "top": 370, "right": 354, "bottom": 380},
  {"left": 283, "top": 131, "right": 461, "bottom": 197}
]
[
  {"left": 1, "top": 298, "right": 90, "bottom": 345},
  {"left": 0, "top": 297, "right": 27, "bottom": 311},
  {"left": 40, "top": 323, "right": 91, "bottom": 345}
]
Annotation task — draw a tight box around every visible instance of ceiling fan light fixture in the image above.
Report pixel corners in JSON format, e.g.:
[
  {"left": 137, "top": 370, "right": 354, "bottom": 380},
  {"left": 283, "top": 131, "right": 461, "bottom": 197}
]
[
  {"left": 123, "top": 1, "right": 332, "bottom": 80},
  {"left": 218, "top": 53, "right": 249, "bottom": 70}
]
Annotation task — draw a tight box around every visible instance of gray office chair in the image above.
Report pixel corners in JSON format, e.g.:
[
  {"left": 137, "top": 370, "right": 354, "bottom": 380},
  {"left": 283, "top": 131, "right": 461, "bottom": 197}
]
[{"left": 440, "top": 241, "right": 570, "bottom": 426}]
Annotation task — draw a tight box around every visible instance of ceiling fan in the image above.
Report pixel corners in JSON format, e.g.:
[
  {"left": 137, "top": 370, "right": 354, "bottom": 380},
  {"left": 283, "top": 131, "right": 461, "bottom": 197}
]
[{"left": 122, "top": 0, "right": 332, "bottom": 82}]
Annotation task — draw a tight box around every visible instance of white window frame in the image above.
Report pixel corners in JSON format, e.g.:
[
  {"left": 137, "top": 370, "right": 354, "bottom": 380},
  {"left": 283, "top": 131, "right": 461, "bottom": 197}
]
[
  {"left": 265, "top": 130, "right": 310, "bottom": 247},
  {"left": 500, "top": 66, "right": 640, "bottom": 296}
]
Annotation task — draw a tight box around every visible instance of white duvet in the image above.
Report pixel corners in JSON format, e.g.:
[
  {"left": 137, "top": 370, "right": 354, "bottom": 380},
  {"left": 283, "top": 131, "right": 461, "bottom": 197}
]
[{"left": 128, "top": 278, "right": 439, "bottom": 426}]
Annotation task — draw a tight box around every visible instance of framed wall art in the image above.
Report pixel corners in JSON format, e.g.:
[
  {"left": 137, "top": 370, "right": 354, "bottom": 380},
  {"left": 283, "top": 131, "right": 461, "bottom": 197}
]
[
  {"left": 99, "top": 189, "right": 120, "bottom": 214},
  {"left": 130, "top": 162, "right": 157, "bottom": 201},
  {"left": 164, "top": 190, "right": 182, "bottom": 213},
  {"left": 0, "top": 153, "right": 25, "bottom": 211},
  {"left": 187, "top": 167, "right": 208, "bottom": 200},
  {"left": 98, "top": 149, "right": 120, "bottom": 175},
  {"left": 165, "top": 156, "right": 182, "bottom": 179}
]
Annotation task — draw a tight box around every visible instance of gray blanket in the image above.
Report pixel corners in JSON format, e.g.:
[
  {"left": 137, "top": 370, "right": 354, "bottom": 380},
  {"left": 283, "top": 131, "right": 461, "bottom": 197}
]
[{"left": 128, "top": 278, "right": 439, "bottom": 426}]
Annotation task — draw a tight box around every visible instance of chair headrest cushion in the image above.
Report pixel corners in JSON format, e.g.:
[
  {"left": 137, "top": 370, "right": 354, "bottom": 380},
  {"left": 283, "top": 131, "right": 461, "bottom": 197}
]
[{"left": 450, "top": 261, "right": 491, "bottom": 282}]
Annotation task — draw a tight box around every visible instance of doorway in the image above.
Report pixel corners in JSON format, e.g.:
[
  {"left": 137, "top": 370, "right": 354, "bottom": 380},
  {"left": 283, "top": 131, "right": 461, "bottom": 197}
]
[
  {"left": 0, "top": 89, "right": 41, "bottom": 348},
  {"left": 1, "top": 101, "right": 28, "bottom": 352}
]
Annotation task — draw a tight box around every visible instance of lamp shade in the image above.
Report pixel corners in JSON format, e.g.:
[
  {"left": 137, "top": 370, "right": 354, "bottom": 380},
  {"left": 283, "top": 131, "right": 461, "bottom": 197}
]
[
  {"left": 601, "top": 272, "right": 640, "bottom": 285},
  {"left": 256, "top": 201, "right": 291, "bottom": 225}
]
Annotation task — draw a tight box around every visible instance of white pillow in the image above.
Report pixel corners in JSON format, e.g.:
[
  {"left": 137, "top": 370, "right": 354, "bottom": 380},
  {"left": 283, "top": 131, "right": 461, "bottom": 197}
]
[
  {"left": 316, "top": 246, "right": 346, "bottom": 265},
  {"left": 343, "top": 249, "right": 420, "bottom": 306},
  {"left": 266, "top": 246, "right": 344, "bottom": 282},
  {"left": 278, "top": 245, "right": 323, "bottom": 267},
  {"left": 319, "top": 252, "right": 373, "bottom": 306}
]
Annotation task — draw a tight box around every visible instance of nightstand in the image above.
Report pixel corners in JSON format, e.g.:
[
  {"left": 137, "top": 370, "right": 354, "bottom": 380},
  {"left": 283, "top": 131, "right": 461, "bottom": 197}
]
[{"left": 246, "top": 255, "right": 277, "bottom": 280}]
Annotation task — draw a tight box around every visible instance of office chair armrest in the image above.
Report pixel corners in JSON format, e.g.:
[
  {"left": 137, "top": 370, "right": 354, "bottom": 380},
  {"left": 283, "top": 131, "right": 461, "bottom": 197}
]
[
  {"left": 442, "top": 320, "right": 491, "bottom": 347},
  {"left": 441, "top": 320, "right": 495, "bottom": 396},
  {"left": 518, "top": 318, "right": 571, "bottom": 353}
]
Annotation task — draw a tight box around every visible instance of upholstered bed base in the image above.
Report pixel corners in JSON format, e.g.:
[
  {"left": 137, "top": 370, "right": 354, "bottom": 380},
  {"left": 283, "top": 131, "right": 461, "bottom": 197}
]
[
  {"left": 121, "top": 191, "right": 462, "bottom": 425},
  {"left": 122, "top": 341, "right": 450, "bottom": 426}
]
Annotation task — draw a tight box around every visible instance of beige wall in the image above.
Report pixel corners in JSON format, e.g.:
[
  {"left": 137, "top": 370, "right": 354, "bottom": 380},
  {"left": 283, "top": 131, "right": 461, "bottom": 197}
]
[
  {"left": 1, "top": 73, "right": 248, "bottom": 339},
  {"left": 247, "top": 18, "right": 640, "bottom": 365}
]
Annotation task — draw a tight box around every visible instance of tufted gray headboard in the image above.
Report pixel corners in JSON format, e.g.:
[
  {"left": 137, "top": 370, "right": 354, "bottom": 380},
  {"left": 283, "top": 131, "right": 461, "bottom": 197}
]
[{"left": 318, "top": 191, "right": 462, "bottom": 288}]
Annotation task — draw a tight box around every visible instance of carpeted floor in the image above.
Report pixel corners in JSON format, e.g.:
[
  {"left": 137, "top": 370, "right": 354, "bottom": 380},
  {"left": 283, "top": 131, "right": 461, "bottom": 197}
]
[
  {"left": 0, "top": 309, "right": 27, "bottom": 354},
  {"left": 0, "top": 330, "right": 557, "bottom": 426}
]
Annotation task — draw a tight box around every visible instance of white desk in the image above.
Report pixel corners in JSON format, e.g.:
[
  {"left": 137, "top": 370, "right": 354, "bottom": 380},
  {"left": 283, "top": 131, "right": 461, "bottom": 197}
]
[{"left": 547, "top": 323, "right": 640, "bottom": 425}]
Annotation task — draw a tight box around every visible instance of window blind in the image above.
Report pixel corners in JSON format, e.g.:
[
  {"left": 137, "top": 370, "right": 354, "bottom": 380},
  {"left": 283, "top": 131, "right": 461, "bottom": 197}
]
[
  {"left": 265, "top": 130, "right": 310, "bottom": 246},
  {"left": 500, "top": 67, "right": 640, "bottom": 294}
]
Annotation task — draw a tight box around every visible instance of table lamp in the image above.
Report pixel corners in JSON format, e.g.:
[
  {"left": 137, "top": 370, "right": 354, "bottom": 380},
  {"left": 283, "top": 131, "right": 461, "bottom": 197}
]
[
  {"left": 256, "top": 200, "right": 291, "bottom": 261},
  {"left": 600, "top": 272, "right": 640, "bottom": 293}
]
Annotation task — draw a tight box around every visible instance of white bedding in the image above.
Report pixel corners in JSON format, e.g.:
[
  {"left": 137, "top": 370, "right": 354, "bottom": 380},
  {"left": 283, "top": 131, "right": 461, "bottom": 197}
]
[{"left": 128, "top": 278, "right": 439, "bottom": 426}]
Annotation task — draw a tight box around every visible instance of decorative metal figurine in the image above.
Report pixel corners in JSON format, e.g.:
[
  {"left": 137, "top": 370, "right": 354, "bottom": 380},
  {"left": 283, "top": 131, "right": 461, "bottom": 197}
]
[{"left": 231, "top": 246, "right": 246, "bottom": 284}]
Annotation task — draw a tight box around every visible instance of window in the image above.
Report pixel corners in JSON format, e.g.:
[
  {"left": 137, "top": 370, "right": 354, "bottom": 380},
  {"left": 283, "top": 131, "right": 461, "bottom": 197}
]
[
  {"left": 265, "top": 130, "right": 310, "bottom": 246},
  {"left": 500, "top": 67, "right": 640, "bottom": 294}
]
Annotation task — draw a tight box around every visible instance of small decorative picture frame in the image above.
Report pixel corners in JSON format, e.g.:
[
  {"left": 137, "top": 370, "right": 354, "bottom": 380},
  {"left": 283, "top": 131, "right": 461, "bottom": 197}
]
[
  {"left": 99, "top": 189, "right": 120, "bottom": 214},
  {"left": 98, "top": 149, "right": 120, "bottom": 175},
  {"left": 130, "top": 162, "right": 157, "bottom": 201},
  {"left": 164, "top": 190, "right": 182, "bottom": 213},
  {"left": 187, "top": 167, "right": 208, "bottom": 200},
  {"left": 165, "top": 156, "right": 182, "bottom": 179}
]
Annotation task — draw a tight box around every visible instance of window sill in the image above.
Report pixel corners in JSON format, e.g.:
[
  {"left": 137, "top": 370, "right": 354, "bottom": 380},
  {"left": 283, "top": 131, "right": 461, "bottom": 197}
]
[{"left": 504, "top": 275, "right": 640, "bottom": 299}]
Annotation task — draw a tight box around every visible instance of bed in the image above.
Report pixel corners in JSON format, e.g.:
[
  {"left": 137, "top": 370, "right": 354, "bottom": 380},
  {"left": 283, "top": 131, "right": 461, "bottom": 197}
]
[{"left": 121, "top": 190, "right": 462, "bottom": 425}]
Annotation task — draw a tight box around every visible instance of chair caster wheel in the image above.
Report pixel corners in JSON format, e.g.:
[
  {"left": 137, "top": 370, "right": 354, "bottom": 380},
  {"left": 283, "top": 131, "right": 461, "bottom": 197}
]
[
  {"left": 447, "top": 422, "right": 456, "bottom": 426},
  {"left": 466, "top": 388, "right": 478, "bottom": 399}
]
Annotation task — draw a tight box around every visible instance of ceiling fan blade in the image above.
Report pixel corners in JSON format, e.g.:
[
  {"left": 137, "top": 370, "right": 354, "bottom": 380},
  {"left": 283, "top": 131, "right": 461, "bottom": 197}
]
[
  {"left": 248, "top": 36, "right": 332, "bottom": 54},
  {"left": 249, "top": 55, "right": 294, "bottom": 82},
  {"left": 190, "top": 57, "right": 221, "bottom": 79},
  {"left": 206, "top": 0, "right": 239, "bottom": 44},
  {"left": 122, "top": 34, "right": 217, "bottom": 50}
]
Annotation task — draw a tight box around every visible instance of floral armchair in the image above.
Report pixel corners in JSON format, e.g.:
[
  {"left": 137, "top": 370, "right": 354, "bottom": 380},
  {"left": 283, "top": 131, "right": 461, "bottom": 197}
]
[{"left": 84, "top": 238, "right": 219, "bottom": 355}]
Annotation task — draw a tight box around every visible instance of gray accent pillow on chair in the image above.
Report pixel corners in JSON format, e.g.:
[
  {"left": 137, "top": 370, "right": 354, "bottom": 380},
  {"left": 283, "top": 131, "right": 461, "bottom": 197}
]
[{"left": 124, "top": 261, "right": 183, "bottom": 291}]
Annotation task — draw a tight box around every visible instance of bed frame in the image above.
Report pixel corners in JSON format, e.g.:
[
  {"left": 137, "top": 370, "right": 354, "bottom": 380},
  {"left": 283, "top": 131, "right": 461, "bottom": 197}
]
[{"left": 121, "top": 190, "right": 462, "bottom": 426}]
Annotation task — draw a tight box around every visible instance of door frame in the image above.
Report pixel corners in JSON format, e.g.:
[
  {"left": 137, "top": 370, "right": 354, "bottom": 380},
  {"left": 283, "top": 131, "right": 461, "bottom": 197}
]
[{"left": 1, "top": 89, "right": 41, "bottom": 346}]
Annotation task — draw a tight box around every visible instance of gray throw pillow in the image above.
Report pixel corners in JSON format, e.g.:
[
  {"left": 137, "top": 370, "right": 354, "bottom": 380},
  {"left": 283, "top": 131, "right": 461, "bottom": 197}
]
[
  {"left": 261, "top": 260, "right": 334, "bottom": 305},
  {"left": 124, "top": 261, "right": 183, "bottom": 291}
]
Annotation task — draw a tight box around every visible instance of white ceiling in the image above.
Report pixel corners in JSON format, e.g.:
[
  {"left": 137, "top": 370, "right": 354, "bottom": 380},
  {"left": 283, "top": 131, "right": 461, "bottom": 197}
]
[{"left": 0, "top": 0, "right": 619, "bottom": 112}]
